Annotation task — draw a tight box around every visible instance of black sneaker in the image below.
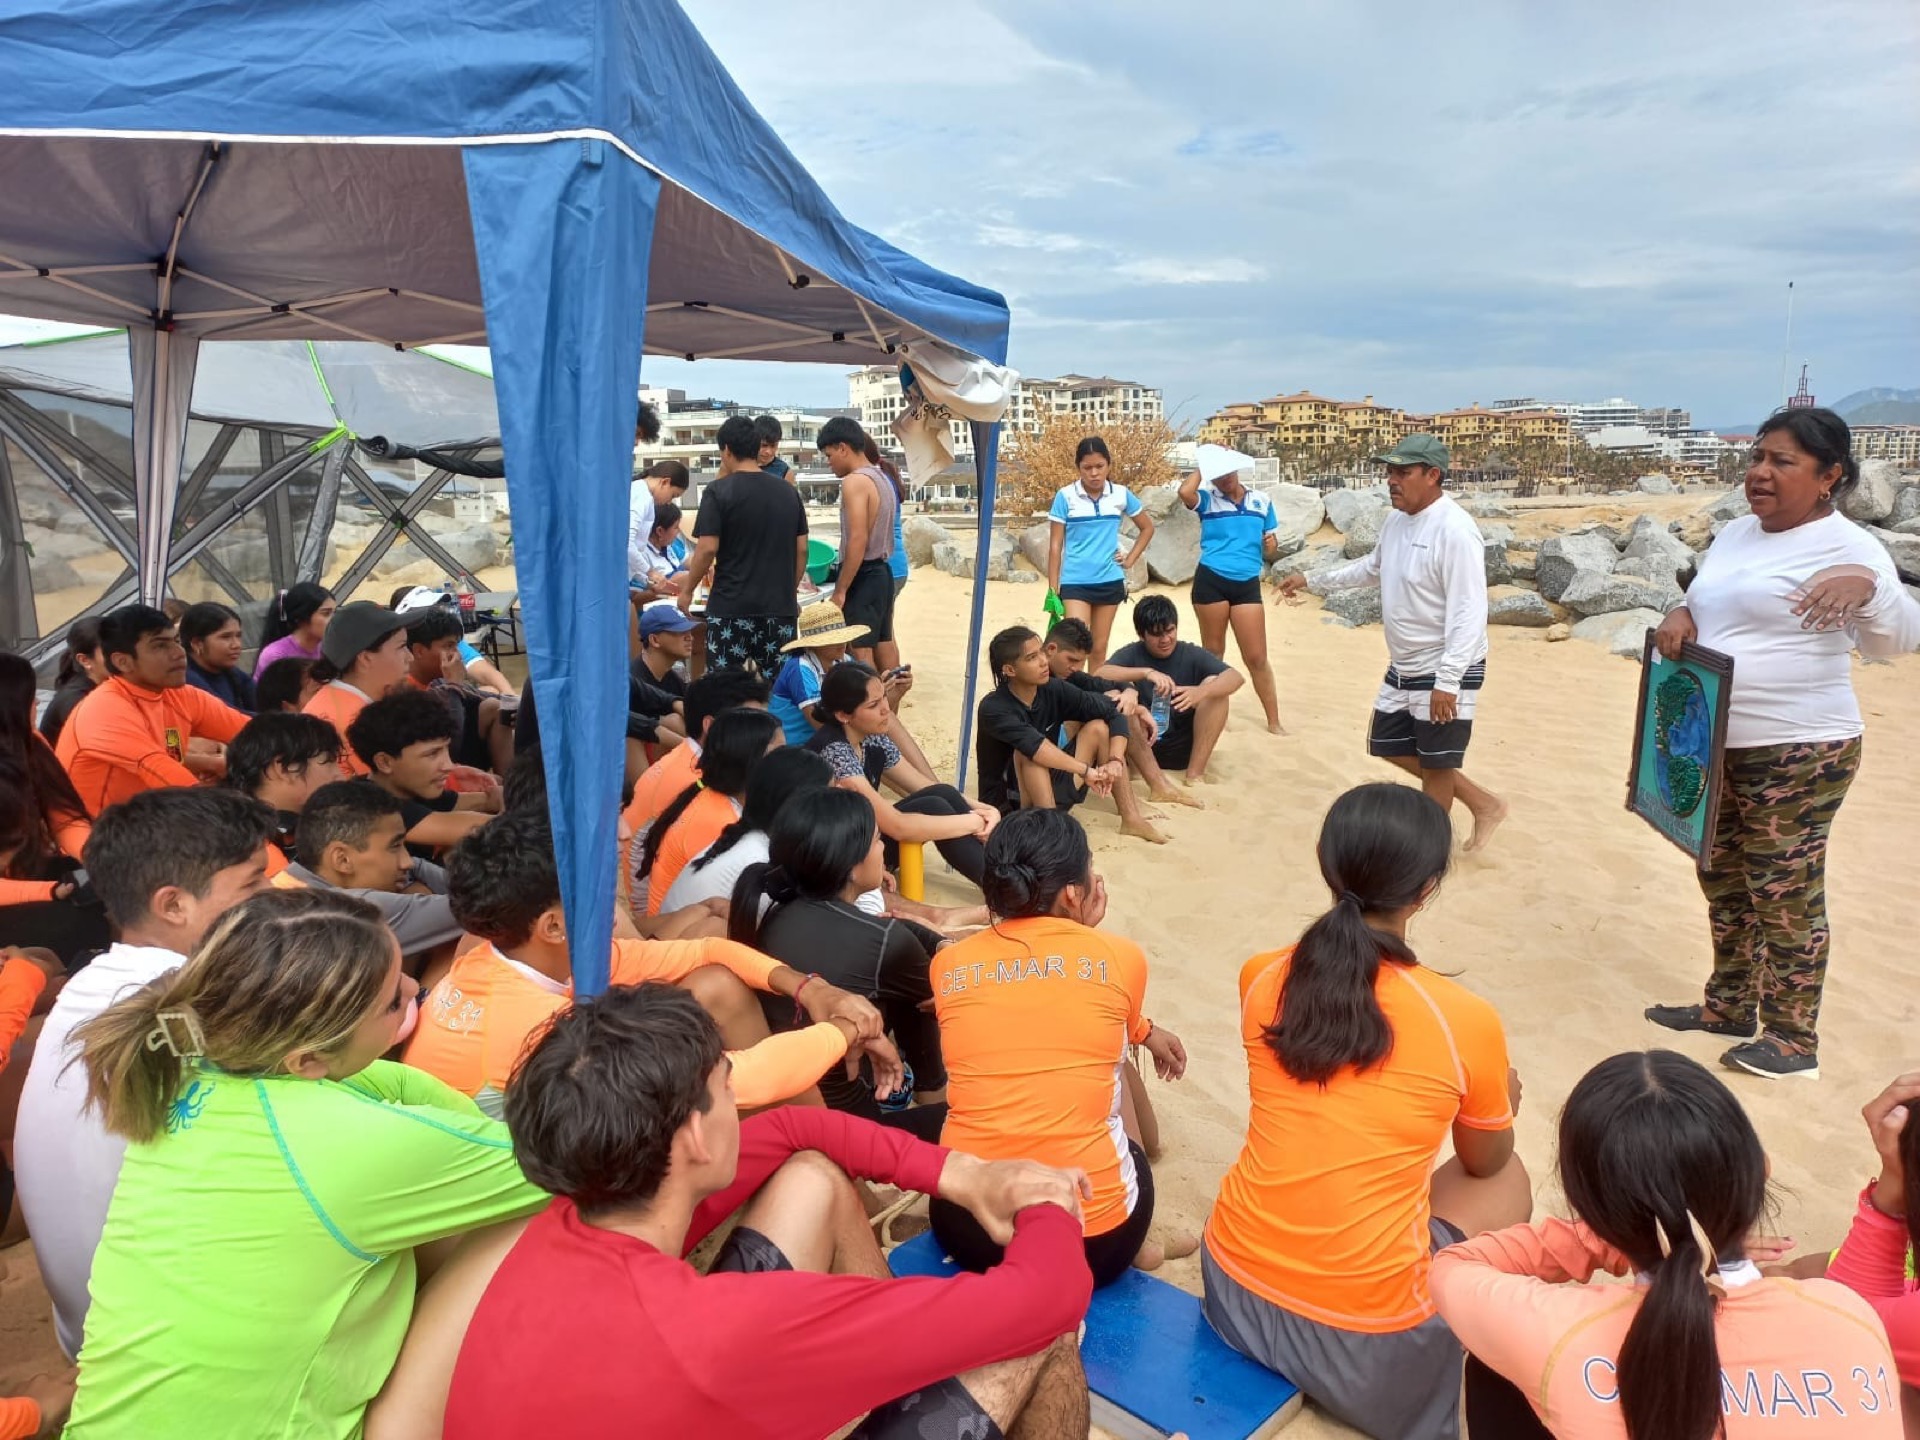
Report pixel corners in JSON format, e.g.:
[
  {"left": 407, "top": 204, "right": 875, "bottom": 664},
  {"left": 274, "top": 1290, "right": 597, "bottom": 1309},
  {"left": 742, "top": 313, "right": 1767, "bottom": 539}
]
[
  {"left": 1720, "top": 1038, "right": 1819, "bottom": 1081},
  {"left": 1644, "top": 1003, "right": 1757, "bottom": 1039}
]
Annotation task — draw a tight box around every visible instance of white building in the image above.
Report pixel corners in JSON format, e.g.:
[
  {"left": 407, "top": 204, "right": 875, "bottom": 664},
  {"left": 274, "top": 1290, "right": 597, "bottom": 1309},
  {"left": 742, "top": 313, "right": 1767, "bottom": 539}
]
[
  {"left": 846, "top": 367, "right": 1165, "bottom": 471},
  {"left": 635, "top": 387, "right": 837, "bottom": 476},
  {"left": 1853, "top": 425, "right": 1920, "bottom": 467},
  {"left": 1587, "top": 425, "right": 1732, "bottom": 471}
]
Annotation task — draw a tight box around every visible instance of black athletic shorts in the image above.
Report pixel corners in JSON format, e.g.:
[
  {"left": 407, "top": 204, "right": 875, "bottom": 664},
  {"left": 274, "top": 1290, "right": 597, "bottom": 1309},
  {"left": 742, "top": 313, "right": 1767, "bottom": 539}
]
[
  {"left": 1366, "top": 660, "right": 1485, "bottom": 772},
  {"left": 1190, "top": 563, "right": 1262, "bottom": 607},
  {"left": 841, "top": 558, "right": 896, "bottom": 645},
  {"left": 1058, "top": 579, "right": 1128, "bottom": 607},
  {"left": 931, "top": 1139, "right": 1155, "bottom": 1290},
  {"left": 711, "top": 1227, "right": 1006, "bottom": 1439}
]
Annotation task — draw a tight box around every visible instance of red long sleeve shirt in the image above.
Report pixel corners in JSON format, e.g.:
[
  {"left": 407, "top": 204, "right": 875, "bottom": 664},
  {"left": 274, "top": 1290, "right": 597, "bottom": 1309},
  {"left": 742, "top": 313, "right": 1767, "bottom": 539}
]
[
  {"left": 445, "top": 1107, "right": 1093, "bottom": 1440},
  {"left": 1827, "top": 1185, "right": 1920, "bottom": 1387}
]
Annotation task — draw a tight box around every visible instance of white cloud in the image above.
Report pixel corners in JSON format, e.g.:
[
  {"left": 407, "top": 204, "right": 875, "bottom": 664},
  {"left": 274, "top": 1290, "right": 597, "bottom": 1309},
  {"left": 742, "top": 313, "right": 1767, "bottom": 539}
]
[{"left": 1114, "top": 257, "right": 1267, "bottom": 286}]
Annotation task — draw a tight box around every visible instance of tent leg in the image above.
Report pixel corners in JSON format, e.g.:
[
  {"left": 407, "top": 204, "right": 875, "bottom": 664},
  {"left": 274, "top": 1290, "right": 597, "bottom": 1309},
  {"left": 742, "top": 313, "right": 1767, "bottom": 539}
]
[
  {"left": 0, "top": 441, "right": 37, "bottom": 648},
  {"left": 128, "top": 329, "right": 201, "bottom": 606},
  {"left": 952, "top": 420, "right": 1002, "bottom": 795},
  {"left": 296, "top": 442, "right": 347, "bottom": 582}
]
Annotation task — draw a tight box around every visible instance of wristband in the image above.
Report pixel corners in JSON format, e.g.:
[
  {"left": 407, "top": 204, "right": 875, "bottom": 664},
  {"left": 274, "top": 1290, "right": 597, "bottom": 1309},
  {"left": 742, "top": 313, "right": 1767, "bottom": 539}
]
[{"left": 792, "top": 972, "right": 822, "bottom": 1024}]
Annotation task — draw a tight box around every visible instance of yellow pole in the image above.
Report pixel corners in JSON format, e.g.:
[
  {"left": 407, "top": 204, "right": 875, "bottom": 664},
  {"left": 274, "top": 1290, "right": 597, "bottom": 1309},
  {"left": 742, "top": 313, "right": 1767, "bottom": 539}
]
[{"left": 897, "top": 841, "right": 926, "bottom": 902}]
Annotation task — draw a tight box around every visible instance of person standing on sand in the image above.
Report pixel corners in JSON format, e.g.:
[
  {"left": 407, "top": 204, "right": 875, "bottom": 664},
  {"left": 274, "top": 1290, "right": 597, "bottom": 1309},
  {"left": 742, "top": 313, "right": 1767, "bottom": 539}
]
[
  {"left": 1046, "top": 436, "right": 1156, "bottom": 670},
  {"left": 1277, "top": 434, "right": 1507, "bottom": 850},
  {"left": 1182, "top": 445, "right": 1285, "bottom": 734}
]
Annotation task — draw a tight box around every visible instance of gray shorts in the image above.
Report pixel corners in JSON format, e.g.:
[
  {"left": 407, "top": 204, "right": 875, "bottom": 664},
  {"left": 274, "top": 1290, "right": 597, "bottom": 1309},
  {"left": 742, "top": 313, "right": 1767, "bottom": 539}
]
[{"left": 1200, "top": 1220, "right": 1466, "bottom": 1440}]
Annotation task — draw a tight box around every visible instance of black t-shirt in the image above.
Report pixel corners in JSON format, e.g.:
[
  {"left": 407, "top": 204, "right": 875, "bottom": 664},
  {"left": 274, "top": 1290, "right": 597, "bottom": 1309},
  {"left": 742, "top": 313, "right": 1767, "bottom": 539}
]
[
  {"left": 1105, "top": 639, "right": 1228, "bottom": 751},
  {"left": 974, "top": 678, "right": 1127, "bottom": 813},
  {"left": 692, "top": 468, "right": 809, "bottom": 619},
  {"left": 356, "top": 777, "right": 460, "bottom": 861},
  {"left": 628, "top": 659, "right": 687, "bottom": 718}
]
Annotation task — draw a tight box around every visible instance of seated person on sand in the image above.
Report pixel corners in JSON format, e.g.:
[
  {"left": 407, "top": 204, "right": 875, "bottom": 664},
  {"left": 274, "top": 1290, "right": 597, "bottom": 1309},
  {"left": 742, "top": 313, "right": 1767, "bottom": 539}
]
[
  {"left": 390, "top": 592, "right": 515, "bottom": 774},
  {"left": 1044, "top": 617, "right": 1201, "bottom": 810},
  {"left": 974, "top": 623, "right": 1166, "bottom": 846},
  {"left": 367, "top": 984, "right": 1095, "bottom": 1440},
  {"left": 807, "top": 662, "right": 997, "bottom": 892},
  {"left": 662, "top": 747, "right": 987, "bottom": 934},
  {"left": 275, "top": 781, "right": 464, "bottom": 975},
  {"left": 731, "top": 786, "right": 950, "bottom": 1141},
  {"left": 622, "top": 668, "right": 770, "bottom": 851},
  {"left": 1095, "top": 594, "right": 1242, "bottom": 787},
  {"left": 1202, "top": 783, "right": 1530, "bottom": 1440},
  {"left": 629, "top": 602, "right": 695, "bottom": 738},
  {"left": 61, "top": 889, "right": 549, "bottom": 1439},
  {"left": 223, "top": 712, "right": 345, "bottom": 873},
  {"left": 348, "top": 692, "right": 501, "bottom": 862},
  {"left": 13, "top": 788, "right": 274, "bottom": 1361},
  {"left": 771, "top": 599, "right": 936, "bottom": 774},
  {"left": 403, "top": 809, "right": 893, "bottom": 1120},
  {"left": 632, "top": 708, "right": 783, "bottom": 914},
  {"left": 933, "top": 808, "right": 1194, "bottom": 1288}
]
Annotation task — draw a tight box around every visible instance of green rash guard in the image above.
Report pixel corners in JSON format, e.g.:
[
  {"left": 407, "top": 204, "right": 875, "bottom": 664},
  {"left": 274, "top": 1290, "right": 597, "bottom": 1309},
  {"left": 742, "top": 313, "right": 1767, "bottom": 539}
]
[{"left": 66, "top": 1059, "right": 547, "bottom": 1440}]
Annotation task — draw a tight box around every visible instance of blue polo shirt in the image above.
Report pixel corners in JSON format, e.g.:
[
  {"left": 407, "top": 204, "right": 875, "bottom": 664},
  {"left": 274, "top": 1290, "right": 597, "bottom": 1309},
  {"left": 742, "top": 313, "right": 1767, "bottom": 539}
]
[
  {"left": 1048, "top": 480, "right": 1143, "bottom": 587},
  {"left": 1191, "top": 481, "right": 1280, "bottom": 581}
]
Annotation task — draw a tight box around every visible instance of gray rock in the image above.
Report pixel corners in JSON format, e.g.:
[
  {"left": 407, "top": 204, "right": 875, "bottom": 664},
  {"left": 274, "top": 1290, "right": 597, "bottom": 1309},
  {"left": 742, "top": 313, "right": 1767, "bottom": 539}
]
[
  {"left": 1140, "top": 485, "right": 1201, "bottom": 583},
  {"left": 1124, "top": 556, "right": 1150, "bottom": 594},
  {"left": 1841, "top": 460, "right": 1899, "bottom": 525},
  {"left": 1705, "top": 489, "right": 1751, "bottom": 523},
  {"left": 1577, "top": 522, "right": 1628, "bottom": 551},
  {"left": 438, "top": 524, "right": 499, "bottom": 572},
  {"left": 1461, "top": 498, "right": 1514, "bottom": 519},
  {"left": 1866, "top": 527, "right": 1920, "bottom": 584},
  {"left": 1321, "top": 587, "right": 1382, "bottom": 627},
  {"left": 1507, "top": 536, "right": 1540, "bottom": 554},
  {"left": 1277, "top": 545, "right": 1344, "bottom": 592},
  {"left": 1271, "top": 529, "right": 1306, "bottom": 561},
  {"left": 1342, "top": 507, "right": 1385, "bottom": 559},
  {"left": 1266, "top": 483, "right": 1326, "bottom": 539},
  {"left": 1636, "top": 472, "right": 1677, "bottom": 494},
  {"left": 1894, "top": 516, "right": 1920, "bottom": 537},
  {"left": 1323, "top": 487, "right": 1389, "bottom": 535},
  {"left": 1019, "top": 521, "right": 1051, "bottom": 574},
  {"left": 903, "top": 515, "right": 954, "bottom": 568},
  {"left": 52, "top": 508, "right": 100, "bottom": 537},
  {"left": 1558, "top": 571, "right": 1682, "bottom": 619},
  {"left": 1887, "top": 484, "right": 1920, "bottom": 529},
  {"left": 21, "top": 524, "right": 108, "bottom": 562},
  {"left": 1545, "top": 622, "right": 1573, "bottom": 642},
  {"left": 1613, "top": 556, "right": 1669, "bottom": 583},
  {"left": 1534, "top": 530, "right": 1620, "bottom": 601},
  {"left": 1477, "top": 522, "right": 1514, "bottom": 546},
  {"left": 1620, "top": 514, "right": 1696, "bottom": 584},
  {"left": 27, "top": 553, "right": 83, "bottom": 590},
  {"left": 1668, "top": 511, "right": 1717, "bottom": 552},
  {"left": 1571, "top": 608, "right": 1664, "bottom": 658},
  {"left": 1487, "top": 588, "right": 1557, "bottom": 627},
  {"left": 1483, "top": 537, "right": 1513, "bottom": 586},
  {"left": 984, "top": 528, "right": 1015, "bottom": 581},
  {"left": 1509, "top": 549, "right": 1537, "bottom": 581},
  {"left": 931, "top": 541, "right": 969, "bottom": 578}
]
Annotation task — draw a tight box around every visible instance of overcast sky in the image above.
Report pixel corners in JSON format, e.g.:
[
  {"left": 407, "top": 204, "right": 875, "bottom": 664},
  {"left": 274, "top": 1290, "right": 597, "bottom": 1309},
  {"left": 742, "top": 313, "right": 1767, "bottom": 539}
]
[
  {"left": 641, "top": 0, "right": 1919, "bottom": 429},
  {"left": 2, "top": 1, "right": 1913, "bottom": 431}
]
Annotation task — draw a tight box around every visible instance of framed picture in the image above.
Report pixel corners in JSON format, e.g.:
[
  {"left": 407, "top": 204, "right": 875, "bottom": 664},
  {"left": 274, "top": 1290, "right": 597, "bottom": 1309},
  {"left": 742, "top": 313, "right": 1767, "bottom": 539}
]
[{"left": 1626, "top": 633, "right": 1734, "bottom": 869}]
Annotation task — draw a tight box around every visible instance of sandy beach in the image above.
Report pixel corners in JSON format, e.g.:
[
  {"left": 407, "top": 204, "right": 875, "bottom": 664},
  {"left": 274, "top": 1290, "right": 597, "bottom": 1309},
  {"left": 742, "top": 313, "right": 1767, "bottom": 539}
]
[{"left": 6, "top": 534, "right": 1918, "bottom": 1438}]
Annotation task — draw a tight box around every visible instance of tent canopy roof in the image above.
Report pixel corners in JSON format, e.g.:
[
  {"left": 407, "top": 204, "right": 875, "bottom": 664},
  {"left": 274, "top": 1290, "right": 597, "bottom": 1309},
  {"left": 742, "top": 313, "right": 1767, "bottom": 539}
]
[
  {"left": 0, "top": 0, "right": 1009, "bottom": 365},
  {"left": 0, "top": 332, "right": 501, "bottom": 444}
]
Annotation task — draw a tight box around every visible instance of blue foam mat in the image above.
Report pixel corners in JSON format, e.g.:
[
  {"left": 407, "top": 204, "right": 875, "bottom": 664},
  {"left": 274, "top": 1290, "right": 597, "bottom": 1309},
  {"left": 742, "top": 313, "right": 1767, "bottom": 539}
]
[{"left": 889, "top": 1231, "right": 1301, "bottom": 1439}]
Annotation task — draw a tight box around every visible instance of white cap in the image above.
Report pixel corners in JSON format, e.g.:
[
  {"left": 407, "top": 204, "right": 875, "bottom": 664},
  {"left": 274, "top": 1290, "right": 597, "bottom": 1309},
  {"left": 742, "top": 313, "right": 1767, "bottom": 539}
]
[
  {"left": 1196, "top": 443, "right": 1256, "bottom": 483},
  {"left": 393, "top": 584, "right": 455, "bottom": 615}
]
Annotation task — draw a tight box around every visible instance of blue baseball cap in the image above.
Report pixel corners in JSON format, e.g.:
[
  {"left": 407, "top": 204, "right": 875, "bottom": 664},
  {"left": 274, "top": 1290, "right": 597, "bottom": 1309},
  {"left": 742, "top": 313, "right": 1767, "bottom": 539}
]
[{"left": 638, "top": 605, "right": 696, "bottom": 638}]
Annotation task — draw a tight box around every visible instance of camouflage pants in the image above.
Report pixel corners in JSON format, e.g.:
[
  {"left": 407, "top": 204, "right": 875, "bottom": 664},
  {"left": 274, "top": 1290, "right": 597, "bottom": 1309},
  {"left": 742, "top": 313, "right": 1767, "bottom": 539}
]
[{"left": 1699, "top": 736, "right": 1861, "bottom": 1056}]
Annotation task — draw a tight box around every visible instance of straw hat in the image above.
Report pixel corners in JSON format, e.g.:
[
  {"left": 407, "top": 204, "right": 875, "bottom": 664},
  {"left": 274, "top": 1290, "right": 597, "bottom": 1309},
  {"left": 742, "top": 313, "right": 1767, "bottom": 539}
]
[{"left": 783, "top": 599, "right": 871, "bottom": 651}]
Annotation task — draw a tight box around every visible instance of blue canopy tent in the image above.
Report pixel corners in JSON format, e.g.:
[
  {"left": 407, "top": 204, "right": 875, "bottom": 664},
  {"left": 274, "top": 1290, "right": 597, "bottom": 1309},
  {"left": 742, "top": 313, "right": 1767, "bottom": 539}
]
[{"left": 0, "top": 0, "right": 1009, "bottom": 995}]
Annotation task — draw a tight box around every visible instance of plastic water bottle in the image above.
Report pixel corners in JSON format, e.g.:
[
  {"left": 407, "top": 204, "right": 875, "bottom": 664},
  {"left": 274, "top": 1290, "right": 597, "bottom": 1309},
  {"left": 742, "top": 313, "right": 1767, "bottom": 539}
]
[{"left": 1150, "top": 693, "right": 1172, "bottom": 734}]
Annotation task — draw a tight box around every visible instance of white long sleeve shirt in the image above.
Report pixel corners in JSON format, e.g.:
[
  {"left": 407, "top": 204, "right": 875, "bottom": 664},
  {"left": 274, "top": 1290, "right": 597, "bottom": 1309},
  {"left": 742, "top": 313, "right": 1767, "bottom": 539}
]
[
  {"left": 1686, "top": 512, "right": 1920, "bottom": 748},
  {"left": 1319, "top": 493, "right": 1488, "bottom": 692},
  {"left": 627, "top": 479, "right": 656, "bottom": 582}
]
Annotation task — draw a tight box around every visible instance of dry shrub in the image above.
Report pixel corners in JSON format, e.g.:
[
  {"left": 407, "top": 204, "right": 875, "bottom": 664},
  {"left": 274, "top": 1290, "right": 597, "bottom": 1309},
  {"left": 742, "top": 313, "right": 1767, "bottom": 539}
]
[{"left": 997, "top": 410, "right": 1181, "bottom": 516}]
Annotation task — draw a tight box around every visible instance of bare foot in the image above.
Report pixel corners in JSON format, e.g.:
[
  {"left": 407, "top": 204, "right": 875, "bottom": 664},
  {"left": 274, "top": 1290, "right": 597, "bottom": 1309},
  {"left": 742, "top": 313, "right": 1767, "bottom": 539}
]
[
  {"left": 1134, "top": 1232, "right": 1201, "bottom": 1272},
  {"left": 1464, "top": 796, "right": 1510, "bottom": 853},
  {"left": 1181, "top": 770, "right": 1219, "bottom": 787},
  {"left": 1119, "top": 817, "right": 1168, "bottom": 845},
  {"left": 1149, "top": 787, "right": 1205, "bottom": 810},
  {"left": 1266, "top": 721, "right": 1286, "bottom": 736}
]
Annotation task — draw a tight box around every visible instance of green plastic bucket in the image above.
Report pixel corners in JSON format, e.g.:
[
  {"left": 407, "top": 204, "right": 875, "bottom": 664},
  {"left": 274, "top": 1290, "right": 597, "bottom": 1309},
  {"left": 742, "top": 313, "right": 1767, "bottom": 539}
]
[{"left": 806, "top": 538, "right": 838, "bottom": 586}]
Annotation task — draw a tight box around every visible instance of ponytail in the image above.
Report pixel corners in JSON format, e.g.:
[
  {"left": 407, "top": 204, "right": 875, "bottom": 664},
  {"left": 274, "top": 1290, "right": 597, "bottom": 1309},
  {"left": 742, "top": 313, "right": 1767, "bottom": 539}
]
[
  {"left": 1559, "top": 1050, "right": 1770, "bottom": 1440},
  {"left": 1264, "top": 784, "right": 1452, "bottom": 1085},
  {"left": 258, "top": 581, "right": 332, "bottom": 649},
  {"left": 638, "top": 708, "right": 781, "bottom": 882},
  {"left": 69, "top": 966, "right": 203, "bottom": 1145},
  {"left": 692, "top": 746, "right": 833, "bottom": 876},
  {"left": 726, "top": 859, "right": 795, "bottom": 948},
  {"left": 636, "top": 780, "right": 701, "bottom": 883}
]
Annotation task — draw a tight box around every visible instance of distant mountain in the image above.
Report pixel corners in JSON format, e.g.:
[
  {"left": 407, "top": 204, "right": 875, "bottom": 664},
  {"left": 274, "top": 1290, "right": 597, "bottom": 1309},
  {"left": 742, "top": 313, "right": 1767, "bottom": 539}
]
[{"left": 1830, "top": 387, "right": 1920, "bottom": 426}]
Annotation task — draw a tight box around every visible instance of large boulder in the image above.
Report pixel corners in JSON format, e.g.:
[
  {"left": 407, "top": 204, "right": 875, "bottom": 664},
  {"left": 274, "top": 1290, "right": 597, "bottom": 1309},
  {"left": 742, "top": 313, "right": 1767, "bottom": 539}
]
[
  {"left": 21, "top": 524, "right": 108, "bottom": 562},
  {"left": 438, "top": 524, "right": 499, "bottom": 573},
  {"left": 1888, "top": 484, "right": 1920, "bottom": 529},
  {"left": 931, "top": 541, "right": 968, "bottom": 578},
  {"left": 1461, "top": 498, "right": 1513, "bottom": 519},
  {"left": 1866, "top": 527, "right": 1920, "bottom": 584},
  {"left": 1018, "top": 521, "right": 1051, "bottom": 574},
  {"left": 27, "top": 553, "right": 84, "bottom": 590},
  {"left": 1281, "top": 544, "right": 1345, "bottom": 592},
  {"left": 1669, "top": 510, "right": 1717, "bottom": 551},
  {"left": 51, "top": 508, "right": 100, "bottom": 538},
  {"left": 1620, "top": 514, "right": 1696, "bottom": 584},
  {"left": 1487, "top": 587, "right": 1557, "bottom": 627},
  {"left": 1636, "top": 472, "right": 1677, "bottom": 494},
  {"left": 1571, "top": 608, "right": 1665, "bottom": 658},
  {"left": 1321, "top": 587, "right": 1382, "bottom": 627},
  {"left": 1705, "top": 489, "right": 1751, "bottom": 523},
  {"left": 1271, "top": 529, "right": 1306, "bottom": 561},
  {"left": 1559, "top": 571, "right": 1682, "bottom": 619},
  {"left": 1266, "top": 483, "right": 1325, "bottom": 541},
  {"left": 1509, "top": 548, "right": 1537, "bottom": 581},
  {"left": 1894, "top": 516, "right": 1920, "bottom": 537},
  {"left": 1841, "top": 460, "right": 1900, "bottom": 525},
  {"left": 1483, "top": 537, "right": 1514, "bottom": 586},
  {"left": 1341, "top": 506, "right": 1386, "bottom": 559},
  {"left": 903, "top": 515, "right": 954, "bottom": 568},
  {"left": 1140, "top": 485, "right": 1201, "bottom": 584},
  {"left": 1323, "top": 487, "right": 1389, "bottom": 535},
  {"left": 1534, "top": 530, "right": 1620, "bottom": 601},
  {"left": 1123, "top": 555, "right": 1150, "bottom": 594},
  {"left": 931, "top": 530, "right": 1015, "bottom": 581}
]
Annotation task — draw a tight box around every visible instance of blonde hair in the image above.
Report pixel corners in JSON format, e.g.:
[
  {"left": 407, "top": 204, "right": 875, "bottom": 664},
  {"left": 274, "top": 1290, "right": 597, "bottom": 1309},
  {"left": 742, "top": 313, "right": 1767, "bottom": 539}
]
[{"left": 72, "top": 888, "right": 395, "bottom": 1144}]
